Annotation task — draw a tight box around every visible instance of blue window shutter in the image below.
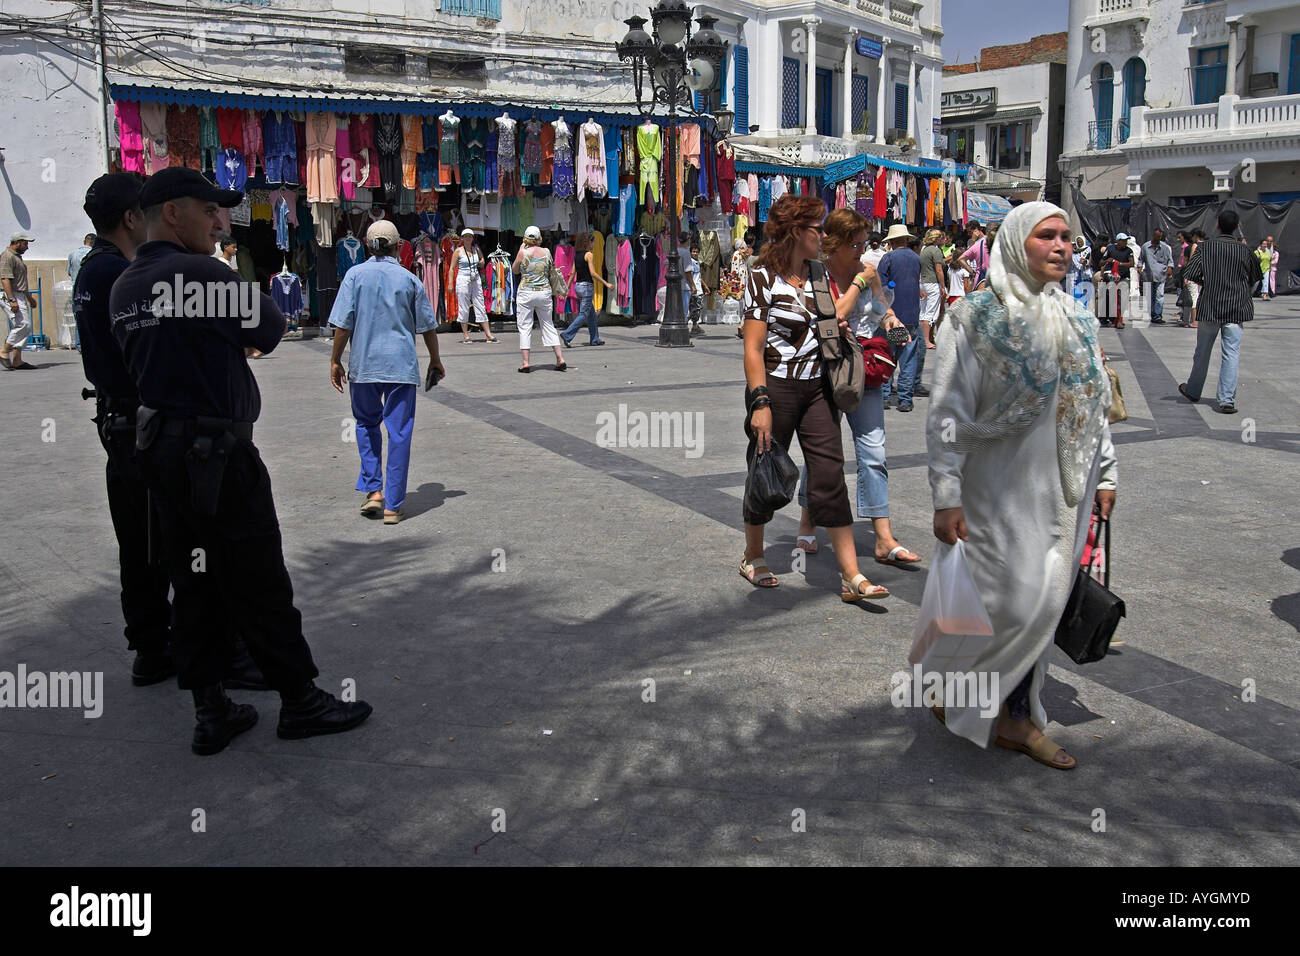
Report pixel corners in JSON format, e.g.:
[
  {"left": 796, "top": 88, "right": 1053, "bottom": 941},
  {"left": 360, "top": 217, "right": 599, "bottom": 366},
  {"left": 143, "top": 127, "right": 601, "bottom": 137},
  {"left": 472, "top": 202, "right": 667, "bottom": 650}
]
[
  {"left": 734, "top": 46, "right": 749, "bottom": 132},
  {"left": 894, "top": 83, "right": 908, "bottom": 132},
  {"left": 852, "top": 74, "right": 868, "bottom": 134},
  {"left": 783, "top": 57, "right": 801, "bottom": 128}
]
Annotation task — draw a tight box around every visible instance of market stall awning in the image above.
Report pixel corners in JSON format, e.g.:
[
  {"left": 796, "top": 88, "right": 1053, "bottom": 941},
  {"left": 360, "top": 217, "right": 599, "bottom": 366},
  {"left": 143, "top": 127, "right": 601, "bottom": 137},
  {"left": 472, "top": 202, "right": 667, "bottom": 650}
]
[
  {"left": 822, "top": 152, "right": 969, "bottom": 184},
  {"left": 108, "top": 80, "right": 704, "bottom": 133},
  {"left": 731, "top": 143, "right": 825, "bottom": 179},
  {"left": 966, "top": 191, "right": 1014, "bottom": 224}
]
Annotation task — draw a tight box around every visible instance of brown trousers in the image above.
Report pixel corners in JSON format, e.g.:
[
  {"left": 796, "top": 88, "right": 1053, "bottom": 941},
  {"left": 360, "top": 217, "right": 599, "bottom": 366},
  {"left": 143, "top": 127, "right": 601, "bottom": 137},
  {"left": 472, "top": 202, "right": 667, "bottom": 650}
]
[{"left": 744, "top": 375, "right": 853, "bottom": 528}]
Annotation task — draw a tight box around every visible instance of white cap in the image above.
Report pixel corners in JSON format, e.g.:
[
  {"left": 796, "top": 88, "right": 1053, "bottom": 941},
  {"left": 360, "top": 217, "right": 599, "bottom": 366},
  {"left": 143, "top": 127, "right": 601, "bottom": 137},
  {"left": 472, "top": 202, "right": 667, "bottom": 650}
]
[
  {"left": 365, "top": 220, "right": 399, "bottom": 245},
  {"left": 524, "top": 226, "right": 542, "bottom": 241},
  {"left": 1115, "top": 233, "right": 1129, "bottom": 241},
  {"left": 9, "top": 230, "right": 35, "bottom": 243},
  {"left": 461, "top": 228, "right": 475, "bottom": 238}
]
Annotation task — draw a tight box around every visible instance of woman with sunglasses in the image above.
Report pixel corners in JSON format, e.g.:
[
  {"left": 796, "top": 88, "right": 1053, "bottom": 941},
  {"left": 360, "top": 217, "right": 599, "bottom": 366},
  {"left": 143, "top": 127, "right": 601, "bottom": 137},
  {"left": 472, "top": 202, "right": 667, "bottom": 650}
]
[
  {"left": 795, "top": 208, "right": 919, "bottom": 568},
  {"left": 740, "top": 196, "right": 888, "bottom": 602}
]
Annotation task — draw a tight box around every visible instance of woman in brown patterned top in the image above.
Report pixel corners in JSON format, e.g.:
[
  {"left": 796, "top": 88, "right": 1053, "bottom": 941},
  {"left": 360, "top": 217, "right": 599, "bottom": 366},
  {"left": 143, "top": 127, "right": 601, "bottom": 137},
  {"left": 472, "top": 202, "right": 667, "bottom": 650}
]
[{"left": 740, "top": 196, "right": 889, "bottom": 601}]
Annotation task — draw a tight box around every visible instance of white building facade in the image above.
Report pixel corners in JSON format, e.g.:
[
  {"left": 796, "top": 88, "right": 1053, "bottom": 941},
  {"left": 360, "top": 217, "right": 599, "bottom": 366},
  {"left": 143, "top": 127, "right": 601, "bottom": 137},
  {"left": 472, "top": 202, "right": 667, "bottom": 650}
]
[
  {"left": 1059, "top": 0, "right": 1300, "bottom": 222},
  {"left": 706, "top": 0, "right": 945, "bottom": 166},
  {"left": 940, "top": 60, "right": 1067, "bottom": 204}
]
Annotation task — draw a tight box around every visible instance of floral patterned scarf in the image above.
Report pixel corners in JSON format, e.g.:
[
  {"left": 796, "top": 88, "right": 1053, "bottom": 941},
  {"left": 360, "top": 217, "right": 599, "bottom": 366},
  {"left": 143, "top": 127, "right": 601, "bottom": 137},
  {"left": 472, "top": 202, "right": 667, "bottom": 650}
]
[{"left": 945, "top": 202, "right": 1110, "bottom": 506}]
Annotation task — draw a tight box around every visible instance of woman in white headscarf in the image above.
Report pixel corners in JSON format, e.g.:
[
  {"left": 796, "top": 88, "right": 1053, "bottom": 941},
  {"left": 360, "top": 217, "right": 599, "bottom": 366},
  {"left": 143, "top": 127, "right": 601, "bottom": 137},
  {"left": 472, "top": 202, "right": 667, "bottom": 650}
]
[{"left": 925, "top": 202, "right": 1118, "bottom": 770}]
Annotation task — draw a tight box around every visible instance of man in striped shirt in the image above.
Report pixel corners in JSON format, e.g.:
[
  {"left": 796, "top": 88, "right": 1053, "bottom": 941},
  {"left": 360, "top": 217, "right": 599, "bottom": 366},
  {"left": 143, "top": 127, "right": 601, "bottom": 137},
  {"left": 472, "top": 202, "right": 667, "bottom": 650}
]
[{"left": 1178, "top": 209, "right": 1256, "bottom": 415}]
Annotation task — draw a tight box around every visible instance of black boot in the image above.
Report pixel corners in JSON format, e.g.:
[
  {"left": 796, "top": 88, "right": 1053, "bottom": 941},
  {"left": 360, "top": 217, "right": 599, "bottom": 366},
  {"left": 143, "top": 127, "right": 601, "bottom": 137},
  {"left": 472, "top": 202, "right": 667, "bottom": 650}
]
[
  {"left": 223, "top": 641, "right": 270, "bottom": 691},
  {"left": 191, "top": 684, "right": 258, "bottom": 756},
  {"left": 132, "top": 648, "right": 176, "bottom": 686},
  {"left": 277, "top": 682, "right": 373, "bottom": 740}
]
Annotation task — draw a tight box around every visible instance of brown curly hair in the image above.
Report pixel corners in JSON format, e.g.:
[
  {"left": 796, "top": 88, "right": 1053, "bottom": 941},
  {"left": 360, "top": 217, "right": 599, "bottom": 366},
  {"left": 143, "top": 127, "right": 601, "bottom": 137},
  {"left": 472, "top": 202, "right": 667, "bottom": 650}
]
[
  {"left": 822, "top": 208, "right": 869, "bottom": 258},
  {"left": 757, "top": 195, "right": 828, "bottom": 275}
]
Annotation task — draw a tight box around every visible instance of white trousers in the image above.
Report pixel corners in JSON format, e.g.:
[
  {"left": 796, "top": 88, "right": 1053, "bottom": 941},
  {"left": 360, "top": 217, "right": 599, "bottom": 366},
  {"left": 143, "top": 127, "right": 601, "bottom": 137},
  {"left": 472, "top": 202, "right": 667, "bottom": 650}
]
[
  {"left": 3, "top": 297, "right": 32, "bottom": 348},
  {"left": 456, "top": 276, "right": 488, "bottom": 328},
  {"left": 920, "top": 283, "right": 942, "bottom": 324},
  {"left": 517, "top": 288, "right": 560, "bottom": 350}
]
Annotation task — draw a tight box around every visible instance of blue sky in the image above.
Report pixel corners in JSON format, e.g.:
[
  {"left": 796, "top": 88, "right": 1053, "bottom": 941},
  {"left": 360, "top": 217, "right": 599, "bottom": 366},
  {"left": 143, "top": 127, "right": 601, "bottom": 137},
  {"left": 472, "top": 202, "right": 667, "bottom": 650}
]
[{"left": 942, "top": 0, "right": 1072, "bottom": 66}]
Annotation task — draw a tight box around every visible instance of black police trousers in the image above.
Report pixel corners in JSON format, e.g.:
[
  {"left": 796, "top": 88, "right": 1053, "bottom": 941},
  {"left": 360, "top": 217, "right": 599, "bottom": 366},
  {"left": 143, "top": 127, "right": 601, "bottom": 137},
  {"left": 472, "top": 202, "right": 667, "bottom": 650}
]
[
  {"left": 141, "top": 434, "right": 319, "bottom": 691},
  {"left": 101, "top": 429, "right": 171, "bottom": 655}
]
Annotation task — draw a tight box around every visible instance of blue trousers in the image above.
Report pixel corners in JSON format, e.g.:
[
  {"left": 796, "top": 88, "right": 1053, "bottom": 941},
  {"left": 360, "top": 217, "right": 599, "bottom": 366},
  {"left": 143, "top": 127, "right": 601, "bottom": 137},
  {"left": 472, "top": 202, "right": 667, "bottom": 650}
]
[
  {"left": 562, "top": 282, "right": 600, "bottom": 344},
  {"left": 883, "top": 331, "right": 925, "bottom": 405},
  {"left": 1185, "top": 322, "right": 1242, "bottom": 406},
  {"left": 350, "top": 382, "right": 416, "bottom": 511}
]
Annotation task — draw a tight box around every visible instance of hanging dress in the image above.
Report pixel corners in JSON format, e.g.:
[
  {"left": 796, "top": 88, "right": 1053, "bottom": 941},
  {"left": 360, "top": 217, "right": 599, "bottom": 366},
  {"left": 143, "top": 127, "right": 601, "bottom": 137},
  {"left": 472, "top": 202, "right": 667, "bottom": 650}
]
[{"left": 552, "top": 120, "right": 575, "bottom": 200}]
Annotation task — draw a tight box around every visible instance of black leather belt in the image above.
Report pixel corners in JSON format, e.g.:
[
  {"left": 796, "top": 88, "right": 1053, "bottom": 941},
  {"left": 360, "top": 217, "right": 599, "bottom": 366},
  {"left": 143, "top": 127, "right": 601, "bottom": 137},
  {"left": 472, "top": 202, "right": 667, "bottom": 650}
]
[{"left": 161, "top": 418, "right": 254, "bottom": 440}]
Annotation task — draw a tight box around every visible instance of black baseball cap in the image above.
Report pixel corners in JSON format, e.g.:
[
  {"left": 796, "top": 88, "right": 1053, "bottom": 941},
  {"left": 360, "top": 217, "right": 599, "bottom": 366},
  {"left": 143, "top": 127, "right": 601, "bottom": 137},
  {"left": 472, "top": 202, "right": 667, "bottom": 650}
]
[
  {"left": 138, "top": 167, "right": 243, "bottom": 209},
  {"left": 83, "top": 172, "right": 144, "bottom": 219}
]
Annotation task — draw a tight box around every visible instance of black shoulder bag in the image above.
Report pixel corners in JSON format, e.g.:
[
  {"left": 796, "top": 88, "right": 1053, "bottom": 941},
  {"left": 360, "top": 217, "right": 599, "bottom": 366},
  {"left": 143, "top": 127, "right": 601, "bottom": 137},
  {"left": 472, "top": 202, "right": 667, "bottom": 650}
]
[
  {"left": 1054, "top": 510, "right": 1126, "bottom": 664},
  {"left": 804, "top": 259, "right": 864, "bottom": 413}
]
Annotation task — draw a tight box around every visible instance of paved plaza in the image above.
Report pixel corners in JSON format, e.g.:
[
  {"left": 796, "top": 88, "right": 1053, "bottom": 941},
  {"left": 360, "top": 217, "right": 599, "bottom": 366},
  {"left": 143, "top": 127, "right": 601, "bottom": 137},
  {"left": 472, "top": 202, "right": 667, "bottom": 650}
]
[{"left": 3, "top": 302, "right": 1298, "bottom": 866}]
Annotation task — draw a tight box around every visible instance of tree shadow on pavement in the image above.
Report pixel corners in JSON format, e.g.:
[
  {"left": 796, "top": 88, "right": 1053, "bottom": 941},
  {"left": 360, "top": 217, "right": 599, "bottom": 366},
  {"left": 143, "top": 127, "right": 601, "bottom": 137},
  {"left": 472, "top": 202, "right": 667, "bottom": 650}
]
[{"left": 4, "top": 534, "right": 1299, "bottom": 868}]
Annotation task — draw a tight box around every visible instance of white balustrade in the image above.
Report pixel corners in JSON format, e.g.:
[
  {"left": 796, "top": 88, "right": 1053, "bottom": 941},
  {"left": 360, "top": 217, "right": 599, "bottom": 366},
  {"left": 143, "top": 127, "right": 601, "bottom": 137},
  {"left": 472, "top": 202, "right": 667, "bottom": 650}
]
[
  {"left": 1141, "top": 103, "right": 1218, "bottom": 137},
  {"left": 1234, "top": 94, "right": 1300, "bottom": 130}
]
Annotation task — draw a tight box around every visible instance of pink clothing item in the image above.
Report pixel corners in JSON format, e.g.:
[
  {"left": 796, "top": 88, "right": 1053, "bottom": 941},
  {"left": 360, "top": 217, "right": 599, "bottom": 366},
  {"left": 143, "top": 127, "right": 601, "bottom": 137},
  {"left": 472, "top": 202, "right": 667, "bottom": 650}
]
[
  {"left": 657, "top": 235, "right": 668, "bottom": 290},
  {"left": 115, "top": 101, "right": 144, "bottom": 173},
  {"left": 680, "top": 123, "right": 701, "bottom": 167},
  {"left": 138, "top": 102, "right": 169, "bottom": 174},
  {"left": 349, "top": 114, "right": 380, "bottom": 188},
  {"left": 416, "top": 241, "right": 441, "bottom": 311},
  {"left": 746, "top": 173, "right": 759, "bottom": 227},
  {"left": 335, "top": 119, "right": 355, "bottom": 200},
  {"left": 553, "top": 243, "right": 579, "bottom": 313},
  {"left": 616, "top": 239, "right": 633, "bottom": 307},
  {"left": 243, "top": 109, "right": 263, "bottom": 175},
  {"left": 305, "top": 112, "right": 338, "bottom": 204}
]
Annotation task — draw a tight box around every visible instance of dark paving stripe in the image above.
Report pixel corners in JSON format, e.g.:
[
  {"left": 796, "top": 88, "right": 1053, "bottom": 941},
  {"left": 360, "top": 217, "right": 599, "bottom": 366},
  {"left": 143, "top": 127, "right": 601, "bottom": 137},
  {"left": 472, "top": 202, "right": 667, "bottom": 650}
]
[
  {"left": 1055, "top": 653, "right": 1300, "bottom": 768},
  {"left": 480, "top": 379, "right": 747, "bottom": 404},
  {"left": 1117, "top": 327, "right": 1209, "bottom": 437}
]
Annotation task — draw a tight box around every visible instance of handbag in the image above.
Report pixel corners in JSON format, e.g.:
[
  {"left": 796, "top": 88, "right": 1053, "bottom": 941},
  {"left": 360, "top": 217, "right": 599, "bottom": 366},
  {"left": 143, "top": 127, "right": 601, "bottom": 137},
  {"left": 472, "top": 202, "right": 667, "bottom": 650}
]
[
  {"left": 545, "top": 252, "right": 569, "bottom": 299},
  {"left": 805, "top": 259, "right": 864, "bottom": 412},
  {"left": 1105, "top": 365, "right": 1127, "bottom": 423},
  {"left": 1054, "top": 511, "right": 1126, "bottom": 664},
  {"left": 743, "top": 437, "right": 800, "bottom": 515},
  {"left": 858, "top": 335, "right": 897, "bottom": 389}
]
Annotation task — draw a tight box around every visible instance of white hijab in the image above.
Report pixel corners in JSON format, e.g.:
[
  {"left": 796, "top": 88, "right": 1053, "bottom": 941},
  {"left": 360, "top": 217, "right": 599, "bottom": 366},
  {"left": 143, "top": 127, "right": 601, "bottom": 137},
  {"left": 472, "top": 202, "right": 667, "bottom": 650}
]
[{"left": 950, "top": 202, "right": 1110, "bottom": 506}]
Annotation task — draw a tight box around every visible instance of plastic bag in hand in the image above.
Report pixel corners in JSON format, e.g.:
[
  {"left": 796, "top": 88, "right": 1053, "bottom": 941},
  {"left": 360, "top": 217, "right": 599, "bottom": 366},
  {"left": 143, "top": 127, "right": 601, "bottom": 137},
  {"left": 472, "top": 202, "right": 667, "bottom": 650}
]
[
  {"left": 743, "top": 438, "right": 799, "bottom": 515},
  {"left": 907, "top": 540, "right": 995, "bottom": 674}
]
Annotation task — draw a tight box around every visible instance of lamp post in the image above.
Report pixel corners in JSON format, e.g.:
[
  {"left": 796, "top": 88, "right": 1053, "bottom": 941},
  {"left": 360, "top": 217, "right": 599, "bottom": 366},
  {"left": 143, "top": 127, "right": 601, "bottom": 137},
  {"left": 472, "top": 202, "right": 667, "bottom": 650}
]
[{"left": 618, "top": 3, "right": 729, "bottom": 348}]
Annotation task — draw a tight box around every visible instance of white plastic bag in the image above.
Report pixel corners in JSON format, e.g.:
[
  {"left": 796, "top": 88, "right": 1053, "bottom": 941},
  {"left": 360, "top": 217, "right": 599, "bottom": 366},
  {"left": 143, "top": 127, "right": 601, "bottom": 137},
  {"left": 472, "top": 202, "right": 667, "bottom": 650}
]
[{"left": 907, "top": 540, "right": 995, "bottom": 673}]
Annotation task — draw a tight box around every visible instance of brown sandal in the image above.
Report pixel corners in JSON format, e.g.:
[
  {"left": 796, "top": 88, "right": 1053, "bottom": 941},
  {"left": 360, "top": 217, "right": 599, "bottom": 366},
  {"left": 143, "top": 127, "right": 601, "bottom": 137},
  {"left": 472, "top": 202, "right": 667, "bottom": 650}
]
[{"left": 995, "top": 733, "right": 1077, "bottom": 770}]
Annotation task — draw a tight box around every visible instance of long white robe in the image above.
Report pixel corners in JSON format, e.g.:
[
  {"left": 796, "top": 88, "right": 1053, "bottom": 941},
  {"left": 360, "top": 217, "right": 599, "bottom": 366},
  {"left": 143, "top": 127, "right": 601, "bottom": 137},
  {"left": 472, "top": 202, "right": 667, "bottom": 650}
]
[{"left": 926, "top": 321, "right": 1118, "bottom": 748}]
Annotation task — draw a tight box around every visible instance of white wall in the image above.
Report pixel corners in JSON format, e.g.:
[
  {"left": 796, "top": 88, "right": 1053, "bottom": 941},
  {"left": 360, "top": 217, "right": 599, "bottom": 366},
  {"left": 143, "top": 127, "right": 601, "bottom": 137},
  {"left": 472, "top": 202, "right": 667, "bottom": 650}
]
[
  {"left": 1, "top": 24, "right": 109, "bottom": 261},
  {"left": 942, "top": 62, "right": 1056, "bottom": 182}
]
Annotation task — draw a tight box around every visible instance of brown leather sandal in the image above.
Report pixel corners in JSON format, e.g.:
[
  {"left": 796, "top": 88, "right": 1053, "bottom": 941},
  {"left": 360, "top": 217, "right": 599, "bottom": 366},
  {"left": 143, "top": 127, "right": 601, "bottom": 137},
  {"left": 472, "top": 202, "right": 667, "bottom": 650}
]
[{"left": 995, "top": 734, "right": 1077, "bottom": 770}]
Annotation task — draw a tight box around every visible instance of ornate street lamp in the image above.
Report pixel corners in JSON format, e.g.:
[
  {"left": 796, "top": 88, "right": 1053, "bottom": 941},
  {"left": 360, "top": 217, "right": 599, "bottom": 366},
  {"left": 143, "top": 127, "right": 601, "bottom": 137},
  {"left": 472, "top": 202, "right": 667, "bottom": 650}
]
[{"left": 618, "top": 3, "right": 730, "bottom": 348}]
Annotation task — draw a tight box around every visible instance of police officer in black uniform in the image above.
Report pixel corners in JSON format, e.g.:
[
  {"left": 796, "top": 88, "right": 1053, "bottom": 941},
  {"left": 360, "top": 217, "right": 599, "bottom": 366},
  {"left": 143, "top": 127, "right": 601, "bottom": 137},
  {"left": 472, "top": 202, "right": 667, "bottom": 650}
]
[
  {"left": 110, "top": 167, "right": 371, "bottom": 755},
  {"left": 76, "top": 173, "right": 267, "bottom": 691}
]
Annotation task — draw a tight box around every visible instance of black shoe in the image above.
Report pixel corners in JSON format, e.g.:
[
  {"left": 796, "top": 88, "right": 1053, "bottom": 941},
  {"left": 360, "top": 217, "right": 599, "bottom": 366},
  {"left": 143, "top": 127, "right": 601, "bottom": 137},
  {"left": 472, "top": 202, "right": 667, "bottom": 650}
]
[
  {"left": 1178, "top": 383, "right": 1198, "bottom": 403},
  {"left": 132, "top": 648, "right": 176, "bottom": 686},
  {"left": 277, "top": 683, "right": 373, "bottom": 740},
  {"left": 913, "top": 386, "right": 930, "bottom": 397},
  {"left": 223, "top": 643, "right": 270, "bottom": 691},
  {"left": 1216, "top": 402, "right": 1237, "bottom": 414},
  {"left": 1150, "top": 317, "right": 1166, "bottom": 324},
  {"left": 191, "top": 684, "right": 258, "bottom": 756},
  {"left": 883, "top": 395, "right": 896, "bottom": 408},
  {"left": 897, "top": 403, "right": 914, "bottom": 413}
]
